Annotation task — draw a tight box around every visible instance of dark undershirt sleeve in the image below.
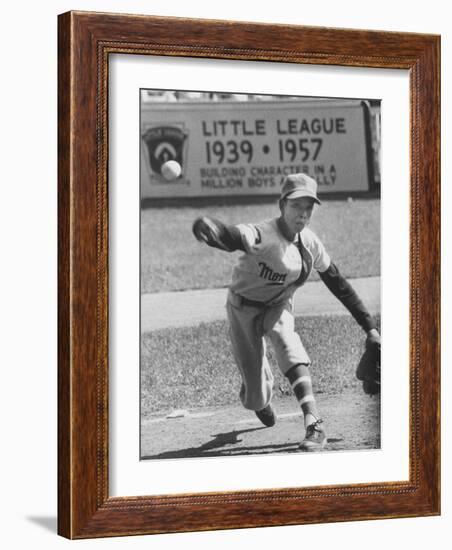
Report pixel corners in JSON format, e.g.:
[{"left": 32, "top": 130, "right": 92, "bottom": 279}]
[
  {"left": 319, "top": 261, "right": 376, "bottom": 333},
  {"left": 208, "top": 218, "right": 246, "bottom": 252}
]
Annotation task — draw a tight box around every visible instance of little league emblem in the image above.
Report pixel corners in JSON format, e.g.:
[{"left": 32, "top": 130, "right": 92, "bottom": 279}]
[{"left": 142, "top": 126, "right": 187, "bottom": 181}]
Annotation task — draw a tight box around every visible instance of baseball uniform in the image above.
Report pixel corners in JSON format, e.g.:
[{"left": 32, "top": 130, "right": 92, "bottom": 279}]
[{"left": 226, "top": 218, "right": 330, "bottom": 410}]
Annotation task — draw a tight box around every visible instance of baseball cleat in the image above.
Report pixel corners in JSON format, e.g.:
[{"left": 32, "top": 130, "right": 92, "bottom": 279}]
[
  {"left": 299, "top": 419, "right": 326, "bottom": 451},
  {"left": 255, "top": 404, "right": 276, "bottom": 427}
]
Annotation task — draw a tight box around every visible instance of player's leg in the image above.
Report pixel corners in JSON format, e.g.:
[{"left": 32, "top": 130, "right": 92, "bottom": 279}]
[
  {"left": 265, "top": 304, "right": 326, "bottom": 450},
  {"left": 285, "top": 362, "right": 320, "bottom": 427},
  {"left": 284, "top": 363, "right": 326, "bottom": 450},
  {"left": 226, "top": 297, "right": 274, "bottom": 414},
  {"left": 265, "top": 306, "right": 318, "bottom": 423}
]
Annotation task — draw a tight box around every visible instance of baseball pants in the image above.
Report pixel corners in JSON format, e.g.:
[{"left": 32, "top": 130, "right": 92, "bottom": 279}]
[{"left": 226, "top": 290, "right": 311, "bottom": 411}]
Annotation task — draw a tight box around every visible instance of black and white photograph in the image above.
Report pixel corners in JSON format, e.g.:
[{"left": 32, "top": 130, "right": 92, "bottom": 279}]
[{"left": 140, "top": 89, "right": 381, "bottom": 460}]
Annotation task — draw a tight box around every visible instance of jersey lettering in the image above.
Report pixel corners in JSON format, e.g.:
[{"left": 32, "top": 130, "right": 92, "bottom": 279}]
[{"left": 258, "top": 262, "right": 287, "bottom": 285}]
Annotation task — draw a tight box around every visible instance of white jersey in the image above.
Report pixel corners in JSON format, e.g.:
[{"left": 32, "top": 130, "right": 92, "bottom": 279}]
[{"left": 230, "top": 218, "right": 330, "bottom": 305}]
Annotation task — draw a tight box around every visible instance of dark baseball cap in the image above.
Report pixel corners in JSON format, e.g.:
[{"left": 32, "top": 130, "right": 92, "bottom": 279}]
[{"left": 280, "top": 173, "right": 321, "bottom": 204}]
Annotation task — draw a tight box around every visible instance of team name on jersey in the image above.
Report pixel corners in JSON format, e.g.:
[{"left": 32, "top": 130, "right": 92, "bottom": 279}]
[{"left": 258, "top": 262, "right": 287, "bottom": 285}]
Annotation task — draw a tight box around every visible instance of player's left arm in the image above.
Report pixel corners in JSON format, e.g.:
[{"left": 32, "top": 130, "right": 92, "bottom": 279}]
[
  {"left": 312, "top": 234, "right": 380, "bottom": 392},
  {"left": 320, "top": 262, "right": 381, "bottom": 394},
  {"left": 318, "top": 261, "right": 378, "bottom": 339},
  {"left": 309, "top": 230, "right": 379, "bottom": 342}
]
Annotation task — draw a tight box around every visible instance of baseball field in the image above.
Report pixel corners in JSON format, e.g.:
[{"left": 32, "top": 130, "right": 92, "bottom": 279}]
[{"left": 140, "top": 198, "right": 381, "bottom": 459}]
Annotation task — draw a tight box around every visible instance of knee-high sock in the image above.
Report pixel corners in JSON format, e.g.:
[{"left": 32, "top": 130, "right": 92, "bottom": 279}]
[{"left": 285, "top": 363, "right": 319, "bottom": 428}]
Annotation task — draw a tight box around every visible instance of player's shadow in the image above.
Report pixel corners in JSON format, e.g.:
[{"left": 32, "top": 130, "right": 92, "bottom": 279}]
[{"left": 142, "top": 426, "right": 298, "bottom": 460}]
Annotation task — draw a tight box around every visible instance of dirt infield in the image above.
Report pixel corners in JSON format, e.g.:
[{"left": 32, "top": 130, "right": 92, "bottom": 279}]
[{"left": 141, "top": 388, "right": 380, "bottom": 459}]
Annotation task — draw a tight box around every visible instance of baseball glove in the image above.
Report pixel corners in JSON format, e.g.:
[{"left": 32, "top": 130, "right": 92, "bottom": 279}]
[
  {"left": 192, "top": 217, "right": 232, "bottom": 251},
  {"left": 356, "top": 334, "right": 381, "bottom": 395}
]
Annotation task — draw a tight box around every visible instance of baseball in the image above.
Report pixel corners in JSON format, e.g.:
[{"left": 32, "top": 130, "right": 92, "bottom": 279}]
[{"left": 161, "top": 160, "right": 182, "bottom": 181}]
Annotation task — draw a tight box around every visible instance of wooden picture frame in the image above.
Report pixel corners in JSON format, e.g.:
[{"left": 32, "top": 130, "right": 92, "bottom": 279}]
[{"left": 58, "top": 11, "right": 440, "bottom": 539}]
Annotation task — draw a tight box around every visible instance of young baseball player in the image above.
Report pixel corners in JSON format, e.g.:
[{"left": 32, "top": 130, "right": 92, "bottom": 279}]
[{"left": 193, "top": 173, "right": 381, "bottom": 451}]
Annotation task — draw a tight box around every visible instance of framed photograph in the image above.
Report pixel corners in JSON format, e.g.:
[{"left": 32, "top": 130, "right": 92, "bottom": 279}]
[
  {"left": 58, "top": 11, "right": 440, "bottom": 539},
  {"left": 138, "top": 91, "right": 382, "bottom": 462}
]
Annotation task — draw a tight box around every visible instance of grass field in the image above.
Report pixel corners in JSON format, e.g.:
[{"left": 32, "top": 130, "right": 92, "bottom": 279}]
[
  {"left": 141, "top": 198, "right": 380, "bottom": 294},
  {"left": 141, "top": 314, "right": 380, "bottom": 418}
]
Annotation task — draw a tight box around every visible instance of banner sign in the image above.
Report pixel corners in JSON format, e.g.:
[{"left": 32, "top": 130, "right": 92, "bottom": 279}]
[{"left": 140, "top": 100, "right": 372, "bottom": 199}]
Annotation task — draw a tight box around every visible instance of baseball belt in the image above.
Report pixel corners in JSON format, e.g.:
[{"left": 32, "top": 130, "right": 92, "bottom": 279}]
[{"left": 238, "top": 295, "right": 269, "bottom": 309}]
